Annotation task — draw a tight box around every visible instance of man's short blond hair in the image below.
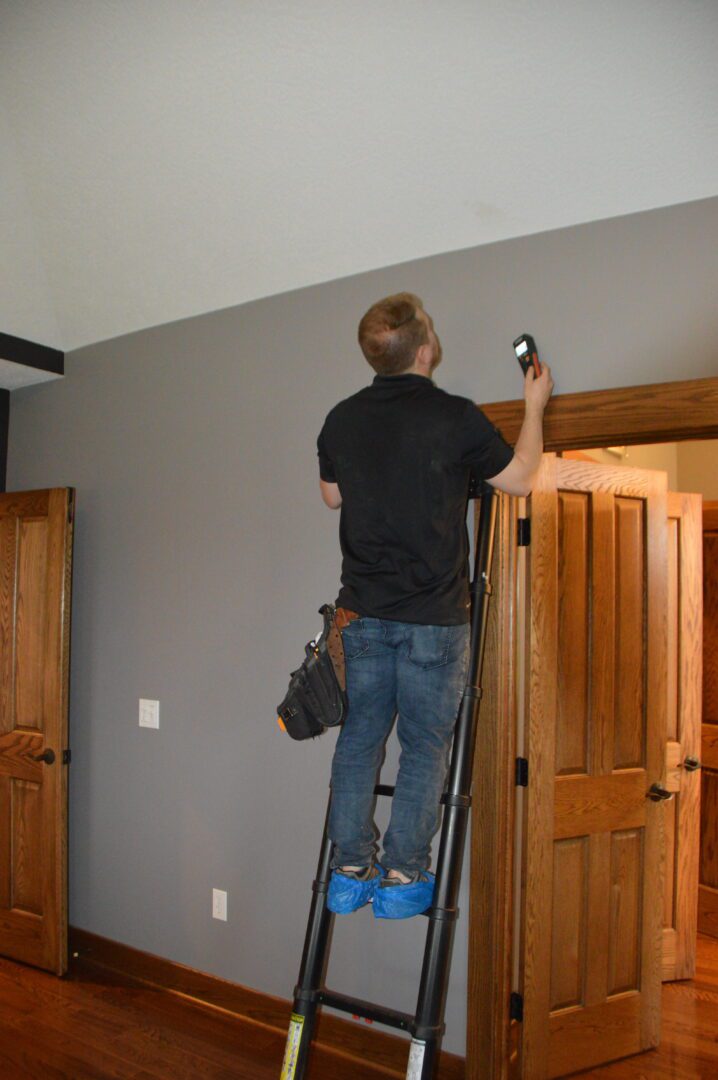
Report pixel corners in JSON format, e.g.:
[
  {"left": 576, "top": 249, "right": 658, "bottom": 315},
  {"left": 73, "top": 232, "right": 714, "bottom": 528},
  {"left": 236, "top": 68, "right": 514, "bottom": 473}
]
[{"left": 357, "top": 293, "right": 429, "bottom": 376}]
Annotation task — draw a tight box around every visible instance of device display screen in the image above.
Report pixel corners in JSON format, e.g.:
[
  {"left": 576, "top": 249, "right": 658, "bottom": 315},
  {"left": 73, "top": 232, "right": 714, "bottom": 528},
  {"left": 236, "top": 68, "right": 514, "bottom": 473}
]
[{"left": 515, "top": 341, "right": 528, "bottom": 356}]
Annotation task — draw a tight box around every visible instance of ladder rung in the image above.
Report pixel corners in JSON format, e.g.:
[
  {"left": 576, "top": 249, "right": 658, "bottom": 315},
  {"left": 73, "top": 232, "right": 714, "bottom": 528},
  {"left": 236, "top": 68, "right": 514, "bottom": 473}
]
[
  {"left": 374, "top": 784, "right": 466, "bottom": 809},
  {"left": 374, "top": 784, "right": 395, "bottom": 796},
  {"left": 318, "top": 988, "right": 413, "bottom": 1031}
]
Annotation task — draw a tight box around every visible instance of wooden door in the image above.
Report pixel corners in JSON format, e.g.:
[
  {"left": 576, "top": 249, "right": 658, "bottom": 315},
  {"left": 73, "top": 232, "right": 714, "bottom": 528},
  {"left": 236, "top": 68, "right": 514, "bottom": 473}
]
[
  {"left": 0, "top": 488, "right": 74, "bottom": 974},
  {"left": 518, "top": 455, "right": 666, "bottom": 1078},
  {"left": 662, "top": 492, "right": 702, "bottom": 979},
  {"left": 699, "top": 501, "right": 718, "bottom": 937}
]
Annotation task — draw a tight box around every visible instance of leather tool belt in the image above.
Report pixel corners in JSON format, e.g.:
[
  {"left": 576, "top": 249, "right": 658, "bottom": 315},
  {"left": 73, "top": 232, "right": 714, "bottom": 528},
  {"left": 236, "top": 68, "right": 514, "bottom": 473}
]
[{"left": 276, "top": 604, "right": 356, "bottom": 741}]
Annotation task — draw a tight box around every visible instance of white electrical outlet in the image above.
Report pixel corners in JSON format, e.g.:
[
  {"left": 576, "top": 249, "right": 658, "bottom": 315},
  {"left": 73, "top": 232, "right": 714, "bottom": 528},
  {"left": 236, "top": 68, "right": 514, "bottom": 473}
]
[
  {"left": 212, "top": 888, "right": 228, "bottom": 921},
  {"left": 139, "top": 699, "right": 160, "bottom": 728}
]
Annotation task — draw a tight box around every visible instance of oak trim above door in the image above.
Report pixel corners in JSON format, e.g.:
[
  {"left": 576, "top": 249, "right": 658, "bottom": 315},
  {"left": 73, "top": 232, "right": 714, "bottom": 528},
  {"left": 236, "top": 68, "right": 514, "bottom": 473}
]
[{"left": 481, "top": 376, "right": 718, "bottom": 450}]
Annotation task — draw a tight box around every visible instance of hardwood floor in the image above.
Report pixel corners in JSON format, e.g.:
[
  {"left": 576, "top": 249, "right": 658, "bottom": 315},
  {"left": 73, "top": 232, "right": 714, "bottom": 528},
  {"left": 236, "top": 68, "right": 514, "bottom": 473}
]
[
  {"left": 0, "top": 935, "right": 716, "bottom": 1078},
  {"left": 0, "top": 950, "right": 389, "bottom": 1080}
]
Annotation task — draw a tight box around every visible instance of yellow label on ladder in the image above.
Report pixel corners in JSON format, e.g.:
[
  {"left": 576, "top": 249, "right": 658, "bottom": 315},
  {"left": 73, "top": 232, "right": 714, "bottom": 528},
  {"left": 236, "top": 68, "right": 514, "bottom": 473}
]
[{"left": 280, "top": 1013, "right": 305, "bottom": 1080}]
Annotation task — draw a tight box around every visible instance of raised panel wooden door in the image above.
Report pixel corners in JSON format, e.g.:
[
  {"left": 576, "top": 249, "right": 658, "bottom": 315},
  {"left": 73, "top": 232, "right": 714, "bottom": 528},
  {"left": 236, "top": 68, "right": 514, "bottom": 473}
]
[
  {"left": 0, "top": 489, "right": 74, "bottom": 974},
  {"left": 699, "top": 502, "right": 718, "bottom": 937},
  {"left": 519, "top": 456, "right": 666, "bottom": 1079},
  {"left": 662, "top": 492, "right": 702, "bottom": 979}
]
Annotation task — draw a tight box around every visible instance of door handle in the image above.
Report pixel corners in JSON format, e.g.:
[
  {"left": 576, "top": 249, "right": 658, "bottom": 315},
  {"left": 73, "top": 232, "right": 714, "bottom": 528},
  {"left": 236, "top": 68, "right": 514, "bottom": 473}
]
[
  {"left": 682, "top": 757, "right": 701, "bottom": 772},
  {"left": 647, "top": 783, "right": 674, "bottom": 802},
  {"left": 32, "top": 748, "right": 56, "bottom": 765}
]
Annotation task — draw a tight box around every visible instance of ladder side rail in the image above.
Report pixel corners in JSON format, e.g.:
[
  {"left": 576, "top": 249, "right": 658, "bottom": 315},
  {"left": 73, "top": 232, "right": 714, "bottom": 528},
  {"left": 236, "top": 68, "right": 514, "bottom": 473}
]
[
  {"left": 410, "top": 485, "right": 498, "bottom": 1079},
  {"left": 283, "top": 795, "right": 335, "bottom": 1079}
]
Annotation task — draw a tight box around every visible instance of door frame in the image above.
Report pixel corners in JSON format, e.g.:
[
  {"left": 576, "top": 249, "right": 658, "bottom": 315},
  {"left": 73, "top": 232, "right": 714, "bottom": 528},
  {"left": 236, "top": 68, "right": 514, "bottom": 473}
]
[
  {"left": 700, "top": 500, "right": 718, "bottom": 938},
  {"left": 467, "top": 375, "right": 718, "bottom": 1080}
]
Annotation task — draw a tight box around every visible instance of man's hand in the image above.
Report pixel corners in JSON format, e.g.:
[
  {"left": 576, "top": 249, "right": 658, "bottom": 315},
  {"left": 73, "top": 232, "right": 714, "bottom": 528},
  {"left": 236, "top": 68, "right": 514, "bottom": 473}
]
[{"left": 524, "top": 363, "right": 554, "bottom": 414}]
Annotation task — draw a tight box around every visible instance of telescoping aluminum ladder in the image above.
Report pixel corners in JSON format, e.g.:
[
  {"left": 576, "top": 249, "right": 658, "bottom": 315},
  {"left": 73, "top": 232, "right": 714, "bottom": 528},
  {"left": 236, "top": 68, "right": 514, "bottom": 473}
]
[{"left": 281, "top": 483, "right": 498, "bottom": 1080}]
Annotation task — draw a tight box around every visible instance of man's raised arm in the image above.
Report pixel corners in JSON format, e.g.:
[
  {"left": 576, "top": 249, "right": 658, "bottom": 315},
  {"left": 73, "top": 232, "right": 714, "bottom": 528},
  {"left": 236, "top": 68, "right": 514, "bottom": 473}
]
[{"left": 485, "top": 364, "right": 554, "bottom": 497}]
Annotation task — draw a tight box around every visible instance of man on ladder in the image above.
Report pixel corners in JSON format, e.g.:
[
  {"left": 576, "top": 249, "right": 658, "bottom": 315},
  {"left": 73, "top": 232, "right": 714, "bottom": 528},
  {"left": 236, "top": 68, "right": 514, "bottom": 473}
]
[
  {"left": 282, "top": 293, "right": 553, "bottom": 1080},
  {"left": 316, "top": 292, "right": 552, "bottom": 919}
]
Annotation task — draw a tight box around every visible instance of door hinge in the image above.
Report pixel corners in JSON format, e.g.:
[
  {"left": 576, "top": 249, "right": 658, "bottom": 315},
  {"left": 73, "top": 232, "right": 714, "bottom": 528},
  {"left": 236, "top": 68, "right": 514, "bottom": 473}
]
[
  {"left": 62, "top": 748, "right": 71, "bottom": 765},
  {"left": 509, "top": 992, "right": 524, "bottom": 1022},
  {"left": 515, "top": 757, "right": 528, "bottom": 786},
  {"left": 517, "top": 518, "right": 531, "bottom": 546},
  {"left": 67, "top": 492, "right": 75, "bottom": 525}
]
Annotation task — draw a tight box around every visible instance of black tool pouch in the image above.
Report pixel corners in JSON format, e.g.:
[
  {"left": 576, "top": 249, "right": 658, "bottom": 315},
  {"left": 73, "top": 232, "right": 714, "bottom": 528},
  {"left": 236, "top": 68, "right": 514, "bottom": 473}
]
[{"left": 277, "top": 604, "right": 348, "bottom": 741}]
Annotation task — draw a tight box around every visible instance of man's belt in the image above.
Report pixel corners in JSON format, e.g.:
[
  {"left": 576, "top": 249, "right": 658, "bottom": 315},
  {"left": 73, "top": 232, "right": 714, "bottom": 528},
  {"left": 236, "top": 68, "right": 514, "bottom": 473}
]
[{"left": 335, "top": 607, "right": 360, "bottom": 630}]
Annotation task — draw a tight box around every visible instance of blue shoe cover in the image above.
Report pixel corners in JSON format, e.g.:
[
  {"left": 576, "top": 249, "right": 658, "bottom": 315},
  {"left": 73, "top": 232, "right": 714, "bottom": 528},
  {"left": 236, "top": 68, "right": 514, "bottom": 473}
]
[
  {"left": 373, "top": 870, "right": 435, "bottom": 919},
  {"left": 327, "top": 864, "right": 386, "bottom": 914}
]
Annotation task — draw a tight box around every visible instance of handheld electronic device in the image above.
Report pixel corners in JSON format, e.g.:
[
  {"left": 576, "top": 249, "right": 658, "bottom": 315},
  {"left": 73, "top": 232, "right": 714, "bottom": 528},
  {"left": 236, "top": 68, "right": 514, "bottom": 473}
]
[{"left": 513, "top": 333, "right": 542, "bottom": 377}]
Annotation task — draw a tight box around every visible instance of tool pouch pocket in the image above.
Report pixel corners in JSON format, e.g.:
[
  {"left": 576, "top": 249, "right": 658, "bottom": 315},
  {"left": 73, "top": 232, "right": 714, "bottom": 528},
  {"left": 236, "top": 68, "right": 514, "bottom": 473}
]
[{"left": 277, "top": 604, "right": 348, "bottom": 740}]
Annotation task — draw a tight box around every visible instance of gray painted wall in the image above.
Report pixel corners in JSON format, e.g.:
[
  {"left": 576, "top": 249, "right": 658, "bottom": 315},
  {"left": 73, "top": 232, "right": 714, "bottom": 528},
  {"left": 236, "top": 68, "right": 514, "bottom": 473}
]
[
  {"left": 7, "top": 195, "right": 718, "bottom": 1056},
  {"left": 677, "top": 440, "right": 718, "bottom": 501}
]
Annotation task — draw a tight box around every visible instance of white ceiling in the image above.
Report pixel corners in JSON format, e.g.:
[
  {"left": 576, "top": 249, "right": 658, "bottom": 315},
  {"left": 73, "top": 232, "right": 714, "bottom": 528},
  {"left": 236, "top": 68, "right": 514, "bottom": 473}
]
[{"left": 2, "top": 0, "right": 717, "bottom": 353}]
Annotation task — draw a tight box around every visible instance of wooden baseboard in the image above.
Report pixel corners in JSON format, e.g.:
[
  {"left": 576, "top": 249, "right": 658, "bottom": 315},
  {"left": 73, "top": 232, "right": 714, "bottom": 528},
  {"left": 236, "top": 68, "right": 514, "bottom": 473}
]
[{"left": 69, "top": 926, "right": 465, "bottom": 1079}]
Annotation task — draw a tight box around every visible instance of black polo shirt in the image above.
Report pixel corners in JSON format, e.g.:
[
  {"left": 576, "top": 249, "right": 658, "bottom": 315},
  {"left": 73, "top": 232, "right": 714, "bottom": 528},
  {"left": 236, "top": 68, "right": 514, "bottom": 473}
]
[{"left": 317, "top": 373, "right": 514, "bottom": 625}]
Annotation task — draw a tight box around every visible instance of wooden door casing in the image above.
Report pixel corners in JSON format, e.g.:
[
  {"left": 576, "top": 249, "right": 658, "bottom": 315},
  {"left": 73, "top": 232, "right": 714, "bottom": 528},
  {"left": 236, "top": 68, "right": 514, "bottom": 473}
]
[
  {"left": 699, "top": 502, "right": 718, "bottom": 938},
  {"left": 519, "top": 456, "right": 666, "bottom": 1079},
  {"left": 662, "top": 492, "right": 702, "bottom": 979},
  {"left": 0, "top": 488, "right": 74, "bottom": 974},
  {"left": 468, "top": 491, "right": 520, "bottom": 1079}
]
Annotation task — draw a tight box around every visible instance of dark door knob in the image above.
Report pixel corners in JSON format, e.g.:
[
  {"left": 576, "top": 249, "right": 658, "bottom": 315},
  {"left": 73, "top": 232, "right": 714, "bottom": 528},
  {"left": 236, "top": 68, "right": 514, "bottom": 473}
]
[
  {"left": 33, "top": 748, "right": 56, "bottom": 765},
  {"left": 647, "top": 783, "right": 674, "bottom": 802},
  {"left": 683, "top": 757, "right": 701, "bottom": 771}
]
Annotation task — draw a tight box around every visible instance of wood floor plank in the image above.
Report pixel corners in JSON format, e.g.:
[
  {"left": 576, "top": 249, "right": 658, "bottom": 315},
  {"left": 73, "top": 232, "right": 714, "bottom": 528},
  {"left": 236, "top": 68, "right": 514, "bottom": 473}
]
[
  {"left": 0, "top": 1011, "right": 158, "bottom": 1080},
  {"left": 0, "top": 957, "right": 282, "bottom": 1080},
  {"left": 0, "top": 952, "right": 402, "bottom": 1079},
  {"left": 1, "top": 934, "right": 717, "bottom": 1077}
]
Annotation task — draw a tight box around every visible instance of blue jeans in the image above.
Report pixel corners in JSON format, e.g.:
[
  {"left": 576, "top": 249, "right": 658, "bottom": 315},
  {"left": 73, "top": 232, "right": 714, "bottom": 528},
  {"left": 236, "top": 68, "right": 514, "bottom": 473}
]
[{"left": 328, "top": 617, "right": 470, "bottom": 875}]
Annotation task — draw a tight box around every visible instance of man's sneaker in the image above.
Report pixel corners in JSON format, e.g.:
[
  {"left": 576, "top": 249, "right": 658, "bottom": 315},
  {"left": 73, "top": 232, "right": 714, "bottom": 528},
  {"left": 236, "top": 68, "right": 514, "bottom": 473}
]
[
  {"left": 327, "top": 864, "right": 386, "bottom": 914},
  {"left": 373, "top": 870, "right": 435, "bottom": 919}
]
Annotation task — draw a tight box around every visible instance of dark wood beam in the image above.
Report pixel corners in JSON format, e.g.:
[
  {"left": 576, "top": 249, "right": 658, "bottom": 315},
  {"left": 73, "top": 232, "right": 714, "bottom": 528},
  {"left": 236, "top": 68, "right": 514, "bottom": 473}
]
[{"left": 0, "top": 331, "right": 64, "bottom": 376}]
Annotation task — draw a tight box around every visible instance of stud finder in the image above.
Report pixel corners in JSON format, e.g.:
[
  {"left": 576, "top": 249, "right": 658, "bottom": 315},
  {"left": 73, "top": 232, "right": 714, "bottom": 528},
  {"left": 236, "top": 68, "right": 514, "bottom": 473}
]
[{"left": 513, "top": 333, "right": 542, "bottom": 377}]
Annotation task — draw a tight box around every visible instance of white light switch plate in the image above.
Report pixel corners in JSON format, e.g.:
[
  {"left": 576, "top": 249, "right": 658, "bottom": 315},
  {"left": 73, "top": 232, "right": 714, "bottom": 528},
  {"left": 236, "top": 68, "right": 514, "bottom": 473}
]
[
  {"left": 212, "top": 888, "right": 227, "bottom": 921},
  {"left": 139, "top": 699, "right": 160, "bottom": 728}
]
